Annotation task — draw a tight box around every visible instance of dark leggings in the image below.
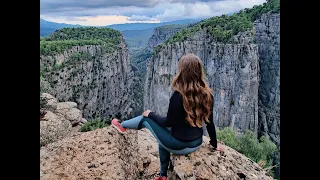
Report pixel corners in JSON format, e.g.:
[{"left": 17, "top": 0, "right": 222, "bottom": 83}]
[{"left": 121, "top": 116, "right": 202, "bottom": 176}]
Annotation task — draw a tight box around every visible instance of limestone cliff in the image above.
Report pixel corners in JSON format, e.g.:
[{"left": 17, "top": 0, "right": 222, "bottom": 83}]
[
  {"left": 40, "top": 27, "right": 134, "bottom": 120},
  {"left": 131, "top": 24, "right": 188, "bottom": 116},
  {"left": 147, "top": 24, "right": 187, "bottom": 50},
  {"left": 143, "top": 1, "right": 280, "bottom": 141},
  {"left": 254, "top": 12, "right": 280, "bottom": 177},
  {"left": 144, "top": 29, "right": 259, "bottom": 134},
  {"left": 40, "top": 126, "right": 274, "bottom": 180},
  {"left": 254, "top": 12, "right": 280, "bottom": 147}
]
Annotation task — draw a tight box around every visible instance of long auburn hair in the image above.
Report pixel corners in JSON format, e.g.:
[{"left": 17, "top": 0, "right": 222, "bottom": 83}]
[{"left": 171, "top": 53, "right": 213, "bottom": 127}]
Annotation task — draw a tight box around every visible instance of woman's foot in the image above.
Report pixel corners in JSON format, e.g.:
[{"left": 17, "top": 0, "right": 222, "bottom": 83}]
[
  {"left": 111, "top": 118, "right": 127, "bottom": 134},
  {"left": 154, "top": 176, "right": 167, "bottom": 180}
]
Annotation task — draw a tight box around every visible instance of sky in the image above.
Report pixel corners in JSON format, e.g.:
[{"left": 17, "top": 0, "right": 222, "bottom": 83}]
[{"left": 40, "top": 0, "right": 266, "bottom": 26}]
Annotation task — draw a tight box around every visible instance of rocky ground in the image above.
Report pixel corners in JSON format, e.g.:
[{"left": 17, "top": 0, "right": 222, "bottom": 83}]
[
  {"left": 40, "top": 126, "right": 273, "bottom": 180},
  {"left": 40, "top": 127, "right": 138, "bottom": 180}
]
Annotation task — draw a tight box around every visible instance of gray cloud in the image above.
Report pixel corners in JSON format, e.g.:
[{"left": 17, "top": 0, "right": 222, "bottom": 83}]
[
  {"left": 153, "top": 0, "right": 266, "bottom": 22},
  {"left": 40, "top": 0, "right": 223, "bottom": 16},
  {"left": 40, "top": 0, "right": 266, "bottom": 24},
  {"left": 41, "top": 0, "right": 160, "bottom": 10},
  {"left": 127, "top": 15, "right": 155, "bottom": 21}
]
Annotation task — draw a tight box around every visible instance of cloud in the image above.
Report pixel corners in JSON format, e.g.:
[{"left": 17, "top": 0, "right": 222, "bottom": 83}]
[
  {"left": 127, "top": 15, "right": 156, "bottom": 21},
  {"left": 40, "top": 0, "right": 266, "bottom": 26},
  {"left": 41, "top": 15, "right": 130, "bottom": 26},
  {"left": 153, "top": 0, "right": 266, "bottom": 22},
  {"left": 40, "top": 0, "right": 221, "bottom": 12}
]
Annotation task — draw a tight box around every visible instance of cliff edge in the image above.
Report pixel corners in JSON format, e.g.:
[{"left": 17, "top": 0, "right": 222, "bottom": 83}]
[{"left": 40, "top": 126, "right": 273, "bottom": 180}]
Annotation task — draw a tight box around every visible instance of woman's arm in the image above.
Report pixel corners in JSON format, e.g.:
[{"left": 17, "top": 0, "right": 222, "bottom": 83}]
[
  {"left": 206, "top": 114, "right": 218, "bottom": 149},
  {"left": 147, "top": 91, "right": 181, "bottom": 127},
  {"left": 147, "top": 111, "right": 167, "bottom": 126}
]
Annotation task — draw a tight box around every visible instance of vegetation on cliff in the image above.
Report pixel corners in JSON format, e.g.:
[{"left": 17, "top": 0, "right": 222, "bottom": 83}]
[
  {"left": 153, "top": 0, "right": 279, "bottom": 53},
  {"left": 217, "top": 127, "right": 278, "bottom": 176},
  {"left": 40, "top": 27, "right": 123, "bottom": 81},
  {"left": 40, "top": 27, "right": 122, "bottom": 56},
  {"left": 122, "top": 28, "right": 154, "bottom": 48},
  {"left": 80, "top": 118, "right": 110, "bottom": 132},
  {"left": 155, "top": 24, "right": 188, "bottom": 31}
]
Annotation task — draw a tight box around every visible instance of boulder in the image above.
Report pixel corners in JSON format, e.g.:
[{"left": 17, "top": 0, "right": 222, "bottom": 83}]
[{"left": 40, "top": 111, "right": 72, "bottom": 146}]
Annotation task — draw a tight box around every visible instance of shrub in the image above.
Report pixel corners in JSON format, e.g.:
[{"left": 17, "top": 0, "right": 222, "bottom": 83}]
[
  {"left": 216, "top": 127, "right": 240, "bottom": 150},
  {"left": 80, "top": 118, "right": 109, "bottom": 132},
  {"left": 216, "top": 127, "right": 278, "bottom": 169}
]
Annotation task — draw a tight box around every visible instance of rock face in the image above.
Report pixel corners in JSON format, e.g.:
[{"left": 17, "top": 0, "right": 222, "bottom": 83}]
[
  {"left": 254, "top": 12, "right": 280, "bottom": 147},
  {"left": 254, "top": 12, "right": 280, "bottom": 178},
  {"left": 40, "top": 37, "right": 134, "bottom": 120},
  {"left": 147, "top": 24, "right": 187, "bottom": 49},
  {"left": 40, "top": 93, "right": 87, "bottom": 146},
  {"left": 131, "top": 24, "right": 188, "bottom": 116},
  {"left": 40, "top": 126, "right": 273, "bottom": 180},
  {"left": 144, "top": 29, "right": 260, "bottom": 134},
  {"left": 40, "top": 127, "right": 139, "bottom": 180}
]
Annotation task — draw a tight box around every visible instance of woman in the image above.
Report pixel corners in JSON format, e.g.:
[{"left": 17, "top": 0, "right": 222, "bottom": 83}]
[{"left": 111, "top": 53, "right": 222, "bottom": 180}]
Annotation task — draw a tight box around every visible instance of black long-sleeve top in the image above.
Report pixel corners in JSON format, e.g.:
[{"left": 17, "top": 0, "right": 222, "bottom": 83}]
[{"left": 148, "top": 91, "right": 218, "bottom": 149}]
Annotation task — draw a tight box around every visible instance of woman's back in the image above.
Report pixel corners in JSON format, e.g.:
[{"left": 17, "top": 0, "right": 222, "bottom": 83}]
[
  {"left": 148, "top": 91, "right": 216, "bottom": 143},
  {"left": 166, "top": 91, "right": 204, "bottom": 141},
  {"left": 149, "top": 53, "right": 217, "bottom": 146}
]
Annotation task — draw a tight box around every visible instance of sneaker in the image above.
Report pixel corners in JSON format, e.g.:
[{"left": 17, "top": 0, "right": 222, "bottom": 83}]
[
  {"left": 154, "top": 176, "right": 167, "bottom": 180},
  {"left": 111, "top": 118, "right": 127, "bottom": 134}
]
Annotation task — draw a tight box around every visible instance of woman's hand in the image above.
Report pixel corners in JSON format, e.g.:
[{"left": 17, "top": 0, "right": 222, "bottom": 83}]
[
  {"left": 212, "top": 144, "right": 223, "bottom": 151},
  {"left": 142, "top": 110, "right": 152, "bottom": 117}
]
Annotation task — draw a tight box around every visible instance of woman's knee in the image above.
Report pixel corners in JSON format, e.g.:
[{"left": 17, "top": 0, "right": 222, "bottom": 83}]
[{"left": 121, "top": 115, "right": 143, "bottom": 129}]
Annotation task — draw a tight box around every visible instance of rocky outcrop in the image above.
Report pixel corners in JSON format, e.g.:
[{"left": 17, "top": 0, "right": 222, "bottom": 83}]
[
  {"left": 40, "top": 110, "right": 72, "bottom": 147},
  {"left": 147, "top": 24, "right": 187, "bottom": 49},
  {"left": 168, "top": 137, "right": 273, "bottom": 180},
  {"left": 40, "top": 127, "right": 138, "bottom": 179},
  {"left": 40, "top": 126, "right": 273, "bottom": 180},
  {"left": 254, "top": 12, "right": 280, "bottom": 147},
  {"left": 40, "top": 93, "right": 87, "bottom": 146},
  {"left": 144, "top": 29, "right": 260, "bottom": 134},
  {"left": 40, "top": 36, "right": 134, "bottom": 120},
  {"left": 41, "top": 93, "right": 87, "bottom": 126}
]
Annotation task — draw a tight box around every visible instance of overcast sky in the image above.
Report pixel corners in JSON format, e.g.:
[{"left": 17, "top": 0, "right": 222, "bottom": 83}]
[{"left": 40, "top": 0, "right": 266, "bottom": 26}]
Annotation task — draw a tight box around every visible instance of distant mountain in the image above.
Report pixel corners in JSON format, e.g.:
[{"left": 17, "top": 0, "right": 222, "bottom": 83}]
[
  {"left": 40, "top": 18, "right": 82, "bottom": 29},
  {"left": 40, "top": 18, "right": 82, "bottom": 37},
  {"left": 106, "top": 19, "right": 199, "bottom": 31},
  {"left": 120, "top": 20, "right": 199, "bottom": 49},
  {"left": 40, "top": 18, "right": 200, "bottom": 37}
]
